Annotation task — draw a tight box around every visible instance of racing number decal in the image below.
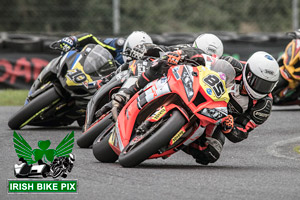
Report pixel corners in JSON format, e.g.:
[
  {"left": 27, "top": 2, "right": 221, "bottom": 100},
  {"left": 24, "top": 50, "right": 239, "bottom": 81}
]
[
  {"left": 203, "top": 74, "right": 225, "bottom": 98},
  {"left": 67, "top": 69, "right": 87, "bottom": 83}
]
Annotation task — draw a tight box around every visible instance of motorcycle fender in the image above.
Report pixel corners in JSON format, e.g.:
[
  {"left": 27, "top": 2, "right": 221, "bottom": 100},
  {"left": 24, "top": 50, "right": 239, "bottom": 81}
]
[
  {"left": 28, "top": 82, "right": 54, "bottom": 100},
  {"left": 57, "top": 52, "right": 72, "bottom": 77},
  {"left": 26, "top": 57, "right": 60, "bottom": 100},
  {"left": 39, "top": 57, "right": 60, "bottom": 81},
  {"left": 163, "top": 104, "right": 190, "bottom": 122}
]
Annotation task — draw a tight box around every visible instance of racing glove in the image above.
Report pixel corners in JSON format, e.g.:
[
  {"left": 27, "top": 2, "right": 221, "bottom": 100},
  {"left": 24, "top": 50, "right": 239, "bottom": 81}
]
[
  {"left": 129, "top": 44, "right": 147, "bottom": 60},
  {"left": 221, "top": 115, "right": 234, "bottom": 134},
  {"left": 164, "top": 50, "right": 182, "bottom": 65},
  {"left": 95, "top": 102, "right": 113, "bottom": 118},
  {"left": 111, "top": 91, "right": 131, "bottom": 121},
  {"left": 59, "top": 36, "right": 77, "bottom": 52}
]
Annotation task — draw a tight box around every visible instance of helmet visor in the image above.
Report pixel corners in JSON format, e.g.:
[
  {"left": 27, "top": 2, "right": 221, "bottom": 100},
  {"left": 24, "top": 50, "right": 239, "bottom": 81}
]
[{"left": 245, "top": 64, "right": 277, "bottom": 94}]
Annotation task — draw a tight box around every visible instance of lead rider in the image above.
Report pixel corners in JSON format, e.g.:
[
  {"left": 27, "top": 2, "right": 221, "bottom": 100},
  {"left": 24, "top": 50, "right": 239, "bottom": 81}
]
[{"left": 112, "top": 50, "right": 279, "bottom": 165}]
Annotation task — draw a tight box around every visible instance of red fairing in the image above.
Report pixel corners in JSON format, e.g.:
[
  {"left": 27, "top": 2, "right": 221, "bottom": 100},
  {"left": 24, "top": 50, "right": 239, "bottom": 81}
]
[{"left": 112, "top": 64, "right": 229, "bottom": 158}]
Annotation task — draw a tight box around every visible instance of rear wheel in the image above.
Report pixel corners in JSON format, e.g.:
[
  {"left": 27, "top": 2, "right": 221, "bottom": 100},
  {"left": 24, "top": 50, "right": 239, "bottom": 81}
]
[
  {"left": 77, "top": 113, "right": 114, "bottom": 148},
  {"left": 92, "top": 127, "right": 118, "bottom": 163},
  {"left": 8, "top": 87, "right": 60, "bottom": 130},
  {"left": 118, "top": 110, "right": 186, "bottom": 168}
]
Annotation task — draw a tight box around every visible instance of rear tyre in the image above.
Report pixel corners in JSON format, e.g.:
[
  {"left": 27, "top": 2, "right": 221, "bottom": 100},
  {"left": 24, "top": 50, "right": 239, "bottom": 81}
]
[
  {"left": 8, "top": 87, "right": 60, "bottom": 130},
  {"left": 92, "top": 127, "right": 118, "bottom": 163},
  {"left": 77, "top": 113, "right": 114, "bottom": 148},
  {"left": 118, "top": 110, "right": 186, "bottom": 168}
]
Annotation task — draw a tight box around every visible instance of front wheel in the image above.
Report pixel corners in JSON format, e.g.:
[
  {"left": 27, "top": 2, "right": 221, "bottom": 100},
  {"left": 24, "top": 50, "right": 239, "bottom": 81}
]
[
  {"left": 77, "top": 113, "right": 114, "bottom": 148},
  {"left": 8, "top": 87, "right": 60, "bottom": 130},
  {"left": 92, "top": 129, "right": 118, "bottom": 163},
  {"left": 118, "top": 110, "right": 186, "bottom": 168}
]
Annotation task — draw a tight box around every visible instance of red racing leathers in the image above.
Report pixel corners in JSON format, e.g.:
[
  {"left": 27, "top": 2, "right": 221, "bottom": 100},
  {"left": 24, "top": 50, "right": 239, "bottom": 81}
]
[{"left": 113, "top": 48, "right": 273, "bottom": 165}]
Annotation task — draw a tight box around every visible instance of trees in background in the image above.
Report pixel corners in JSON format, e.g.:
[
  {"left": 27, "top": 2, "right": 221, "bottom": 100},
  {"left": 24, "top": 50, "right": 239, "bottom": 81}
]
[{"left": 0, "top": 0, "right": 294, "bottom": 35}]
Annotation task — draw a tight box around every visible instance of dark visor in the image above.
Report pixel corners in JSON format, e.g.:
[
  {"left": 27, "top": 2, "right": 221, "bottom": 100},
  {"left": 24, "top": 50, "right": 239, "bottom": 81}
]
[{"left": 245, "top": 64, "right": 277, "bottom": 94}]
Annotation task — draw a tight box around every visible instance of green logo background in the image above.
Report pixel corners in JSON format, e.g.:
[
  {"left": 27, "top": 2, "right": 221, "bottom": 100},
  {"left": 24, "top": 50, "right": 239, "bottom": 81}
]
[{"left": 13, "top": 131, "right": 74, "bottom": 164}]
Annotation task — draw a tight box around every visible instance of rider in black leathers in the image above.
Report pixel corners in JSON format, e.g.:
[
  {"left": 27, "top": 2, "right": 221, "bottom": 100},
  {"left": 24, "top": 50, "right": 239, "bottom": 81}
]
[
  {"left": 83, "top": 33, "right": 224, "bottom": 131},
  {"left": 56, "top": 31, "right": 153, "bottom": 67}
]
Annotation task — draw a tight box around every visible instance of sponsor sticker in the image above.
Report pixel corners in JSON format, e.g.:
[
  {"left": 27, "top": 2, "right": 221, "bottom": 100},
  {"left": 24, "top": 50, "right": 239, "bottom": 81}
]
[
  {"left": 170, "top": 129, "right": 185, "bottom": 145},
  {"left": 206, "top": 88, "right": 212, "bottom": 95}
]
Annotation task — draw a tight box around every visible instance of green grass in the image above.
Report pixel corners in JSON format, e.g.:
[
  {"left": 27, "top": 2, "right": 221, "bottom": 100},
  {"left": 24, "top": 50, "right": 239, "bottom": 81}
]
[{"left": 0, "top": 89, "right": 28, "bottom": 106}]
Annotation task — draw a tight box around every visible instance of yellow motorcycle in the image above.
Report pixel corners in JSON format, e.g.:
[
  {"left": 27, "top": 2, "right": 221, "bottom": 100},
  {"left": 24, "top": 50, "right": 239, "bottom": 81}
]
[{"left": 272, "top": 30, "right": 300, "bottom": 105}]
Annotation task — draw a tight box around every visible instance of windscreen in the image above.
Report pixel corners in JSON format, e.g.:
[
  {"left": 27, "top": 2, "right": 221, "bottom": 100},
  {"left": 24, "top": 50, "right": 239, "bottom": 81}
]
[
  {"left": 210, "top": 59, "right": 236, "bottom": 89},
  {"left": 84, "top": 45, "right": 116, "bottom": 77}
]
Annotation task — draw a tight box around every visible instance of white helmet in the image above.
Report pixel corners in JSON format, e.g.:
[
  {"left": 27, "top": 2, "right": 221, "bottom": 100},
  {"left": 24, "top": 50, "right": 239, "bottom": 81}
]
[
  {"left": 243, "top": 51, "right": 279, "bottom": 99},
  {"left": 193, "top": 33, "right": 224, "bottom": 57},
  {"left": 122, "top": 31, "right": 153, "bottom": 62}
]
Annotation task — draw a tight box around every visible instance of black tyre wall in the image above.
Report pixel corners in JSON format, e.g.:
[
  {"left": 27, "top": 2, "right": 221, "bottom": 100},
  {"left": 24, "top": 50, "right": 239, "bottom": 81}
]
[
  {"left": 118, "top": 110, "right": 186, "bottom": 168},
  {"left": 77, "top": 113, "right": 114, "bottom": 148},
  {"left": 92, "top": 130, "right": 118, "bottom": 163},
  {"left": 8, "top": 87, "right": 60, "bottom": 130}
]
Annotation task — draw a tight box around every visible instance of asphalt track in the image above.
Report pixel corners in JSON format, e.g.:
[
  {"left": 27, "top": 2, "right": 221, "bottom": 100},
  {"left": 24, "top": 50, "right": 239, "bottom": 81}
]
[{"left": 1, "top": 105, "right": 300, "bottom": 200}]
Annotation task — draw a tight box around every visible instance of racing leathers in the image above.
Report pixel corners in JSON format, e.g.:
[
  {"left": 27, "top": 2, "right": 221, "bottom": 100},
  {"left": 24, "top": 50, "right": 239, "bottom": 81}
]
[
  {"left": 112, "top": 49, "right": 273, "bottom": 165},
  {"left": 82, "top": 43, "right": 194, "bottom": 131},
  {"left": 184, "top": 71, "right": 273, "bottom": 165},
  {"left": 59, "top": 33, "right": 126, "bottom": 66}
]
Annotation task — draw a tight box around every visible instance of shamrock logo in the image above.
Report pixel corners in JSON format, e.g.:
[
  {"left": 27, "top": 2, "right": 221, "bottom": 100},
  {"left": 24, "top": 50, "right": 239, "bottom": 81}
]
[
  {"left": 13, "top": 131, "right": 74, "bottom": 164},
  {"left": 32, "top": 140, "right": 55, "bottom": 163}
]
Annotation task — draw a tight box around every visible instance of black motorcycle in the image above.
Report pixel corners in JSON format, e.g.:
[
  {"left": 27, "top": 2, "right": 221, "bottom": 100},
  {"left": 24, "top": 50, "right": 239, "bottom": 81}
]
[
  {"left": 77, "top": 58, "right": 153, "bottom": 148},
  {"left": 8, "top": 43, "right": 116, "bottom": 130}
]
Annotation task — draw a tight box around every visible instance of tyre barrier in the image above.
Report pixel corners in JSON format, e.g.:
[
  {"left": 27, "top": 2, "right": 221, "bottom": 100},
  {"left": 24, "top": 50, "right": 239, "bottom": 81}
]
[
  {"left": 40, "top": 36, "right": 60, "bottom": 54},
  {"left": 235, "top": 33, "right": 270, "bottom": 43},
  {"left": 0, "top": 32, "right": 4, "bottom": 49},
  {"left": 2, "top": 33, "right": 43, "bottom": 52},
  {"left": 161, "top": 32, "right": 196, "bottom": 45},
  {"left": 0, "top": 32, "right": 291, "bottom": 54},
  {"left": 204, "top": 31, "right": 238, "bottom": 42},
  {"left": 149, "top": 34, "right": 166, "bottom": 45}
]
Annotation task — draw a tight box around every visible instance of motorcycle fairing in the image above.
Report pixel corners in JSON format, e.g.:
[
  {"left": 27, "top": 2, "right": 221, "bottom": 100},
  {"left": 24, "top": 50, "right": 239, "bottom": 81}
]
[
  {"left": 110, "top": 65, "right": 229, "bottom": 155},
  {"left": 281, "top": 39, "right": 300, "bottom": 83}
]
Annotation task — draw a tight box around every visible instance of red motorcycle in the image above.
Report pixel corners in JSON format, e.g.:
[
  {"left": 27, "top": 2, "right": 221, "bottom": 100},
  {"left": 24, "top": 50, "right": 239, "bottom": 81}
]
[{"left": 93, "top": 60, "right": 235, "bottom": 167}]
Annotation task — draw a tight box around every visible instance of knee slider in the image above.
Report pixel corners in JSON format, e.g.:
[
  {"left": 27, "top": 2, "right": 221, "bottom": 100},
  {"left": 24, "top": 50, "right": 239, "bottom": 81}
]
[{"left": 189, "top": 137, "right": 223, "bottom": 165}]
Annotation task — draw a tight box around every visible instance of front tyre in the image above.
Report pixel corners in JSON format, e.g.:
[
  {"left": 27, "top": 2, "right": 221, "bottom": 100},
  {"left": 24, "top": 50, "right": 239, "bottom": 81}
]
[
  {"left": 118, "top": 110, "right": 186, "bottom": 168},
  {"left": 77, "top": 113, "right": 114, "bottom": 148},
  {"left": 92, "top": 129, "right": 118, "bottom": 163},
  {"left": 8, "top": 87, "right": 60, "bottom": 130}
]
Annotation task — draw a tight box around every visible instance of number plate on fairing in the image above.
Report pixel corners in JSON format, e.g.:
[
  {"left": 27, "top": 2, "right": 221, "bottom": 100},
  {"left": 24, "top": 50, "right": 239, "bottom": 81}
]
[
  {"left": 66, "top": 62, "right": 93, "bottom": 87},
  {"left": 197, "top": 66, "right": 229, "bottom": 102}
]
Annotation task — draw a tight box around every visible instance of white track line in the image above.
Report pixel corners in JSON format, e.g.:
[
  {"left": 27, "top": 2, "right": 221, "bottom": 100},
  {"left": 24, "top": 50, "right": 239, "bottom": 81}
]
[{"left": 266, "top": 136, "right": 300, "bottom": 160}]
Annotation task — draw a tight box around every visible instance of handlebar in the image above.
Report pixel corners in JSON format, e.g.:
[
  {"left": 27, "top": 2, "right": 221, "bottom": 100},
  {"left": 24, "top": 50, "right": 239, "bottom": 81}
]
[{"left": 49, "top": 41, "right": 62, "bottom": 51}]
